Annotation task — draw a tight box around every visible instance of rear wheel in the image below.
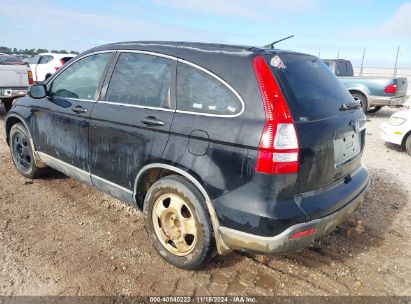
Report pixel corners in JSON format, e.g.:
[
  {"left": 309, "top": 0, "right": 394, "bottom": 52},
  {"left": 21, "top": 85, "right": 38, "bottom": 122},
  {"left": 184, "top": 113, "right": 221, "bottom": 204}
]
[
  {"left": 406, "top": 135, "right": 411, "bottom": 156},
  {"left": 351, "top": 93, "right": 368, "bottom": 113},
  {"left": 9, "top": 123, "right": 48, "bottom": 179},
  {"left": 144, "top": 175, "right": 216, "bottom": 269}
]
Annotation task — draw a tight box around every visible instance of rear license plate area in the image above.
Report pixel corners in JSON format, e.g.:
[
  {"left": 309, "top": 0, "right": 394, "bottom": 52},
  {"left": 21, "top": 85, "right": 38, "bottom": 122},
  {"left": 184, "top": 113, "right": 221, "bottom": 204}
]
[{"left": 334, "top": 131, "right": 361, "bottom": 168}]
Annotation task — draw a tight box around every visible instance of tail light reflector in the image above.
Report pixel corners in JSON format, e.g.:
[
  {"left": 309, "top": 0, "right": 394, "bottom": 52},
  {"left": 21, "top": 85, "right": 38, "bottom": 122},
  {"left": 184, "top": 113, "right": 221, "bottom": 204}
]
[
  {"left": 384, "top": 84, "right": 397, "bottom": 94},
  {"left": 252, "top": 55, "right": 300, "bottom": 175},
  {"left": 27, "top": 70, "right": 33, "bottom": 85},
  {"left": 289, "top": 227, "right": 317, "bottom": 240}
]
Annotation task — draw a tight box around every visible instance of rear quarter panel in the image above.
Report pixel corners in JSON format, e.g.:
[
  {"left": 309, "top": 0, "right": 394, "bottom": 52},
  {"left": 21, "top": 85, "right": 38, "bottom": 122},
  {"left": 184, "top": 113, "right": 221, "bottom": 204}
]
[
  {"left": 163, "top": 53, "right": 265, "bottom": 200},
  {"left": 340, "top": 76, "right": 406, "bottom": 97}
]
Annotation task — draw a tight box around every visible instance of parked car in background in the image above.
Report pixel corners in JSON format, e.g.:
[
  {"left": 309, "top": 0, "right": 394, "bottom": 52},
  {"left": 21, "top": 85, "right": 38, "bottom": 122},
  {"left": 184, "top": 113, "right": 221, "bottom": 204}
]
[
  {"left": 5, "top": 42, "right": 369, "bottom": 269},
  {"left": 0, "top": 55, "right": 32, "bottom": 112},
  {"left": 25, "top": 53, "right": 75, "bottom": 83},
  {"left": 0, "top": 54, "right": 27, "bottom": 66},
  {"left": 323, "top": 59, "right": 408, "bottom": 114},
  {"left": 380, "top": 109, "right": 411, "bottom": 156}
]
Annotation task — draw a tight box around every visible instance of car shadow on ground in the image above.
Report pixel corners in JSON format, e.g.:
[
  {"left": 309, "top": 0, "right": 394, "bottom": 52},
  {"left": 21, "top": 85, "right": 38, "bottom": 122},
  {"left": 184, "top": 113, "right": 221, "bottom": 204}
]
[
  {"left": 0, "top": 104, "right": 6, "bottom": 119},
  {"left": 241, "top": 167, "right": 408, "bottom": 269},
  {"left": 41, "top": 169, "right": 70, "bottom": 180},
  {"left": 366, "top": 107, "right": 402, "bottom": 119},
  {"left": 384, "top": 141, "right": 405, "bottom": 153}
]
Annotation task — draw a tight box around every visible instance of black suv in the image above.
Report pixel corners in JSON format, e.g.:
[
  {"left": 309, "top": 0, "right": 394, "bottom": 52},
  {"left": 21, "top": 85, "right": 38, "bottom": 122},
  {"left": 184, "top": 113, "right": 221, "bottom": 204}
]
[{"left": 5, "top": 42, "right": 369, "bottom": 269}]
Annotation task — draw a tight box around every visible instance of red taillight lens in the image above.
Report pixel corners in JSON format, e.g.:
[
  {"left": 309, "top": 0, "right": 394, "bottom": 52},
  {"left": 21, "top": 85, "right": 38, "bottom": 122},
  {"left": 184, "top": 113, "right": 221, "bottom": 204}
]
[
  {"left": 384, "top": 84, "right": 397, "bottom": 94},
  {"left": 252, "top": 55, "right": 299, "bottom": 174},
  {"left": 55, "top": 59, "right": 65, "bottom": 71},
  {"left": 27, "top": 70, "right": 33, "bottom": 85},
  {"left": 289, "top": 227, "right": 317, "bottom": 240}
]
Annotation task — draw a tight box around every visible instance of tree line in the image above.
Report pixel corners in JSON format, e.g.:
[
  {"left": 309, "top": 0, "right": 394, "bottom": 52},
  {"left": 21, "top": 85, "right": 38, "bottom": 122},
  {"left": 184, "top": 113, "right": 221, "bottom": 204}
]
[{"left": 0, "top": 46, "right": 79, "bottom": 56}]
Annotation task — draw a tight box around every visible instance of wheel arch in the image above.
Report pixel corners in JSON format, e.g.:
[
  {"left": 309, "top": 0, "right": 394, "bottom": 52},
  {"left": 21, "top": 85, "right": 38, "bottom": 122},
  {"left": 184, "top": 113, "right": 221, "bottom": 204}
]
[
  {"left": 134, "top": 163, "right": 231, "bottom": 255},
  {"left": 5, "top": 114, "right": 31, "bottom": 147},
  {"left": 134, "top": 163, "right": 211, "bottom": 210}
]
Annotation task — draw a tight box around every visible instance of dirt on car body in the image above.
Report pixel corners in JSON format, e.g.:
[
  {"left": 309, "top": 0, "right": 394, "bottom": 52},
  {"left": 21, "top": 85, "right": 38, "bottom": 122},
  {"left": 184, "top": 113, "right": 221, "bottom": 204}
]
[{"left": 0, "top": 106, "right": 410, "bottom": 296}]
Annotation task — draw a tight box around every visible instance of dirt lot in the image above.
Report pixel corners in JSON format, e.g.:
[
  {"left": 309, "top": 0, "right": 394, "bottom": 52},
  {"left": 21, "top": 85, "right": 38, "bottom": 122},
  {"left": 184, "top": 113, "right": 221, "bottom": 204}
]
[{"left": 0, "top": 106, "right": 410, "bottom": 296}]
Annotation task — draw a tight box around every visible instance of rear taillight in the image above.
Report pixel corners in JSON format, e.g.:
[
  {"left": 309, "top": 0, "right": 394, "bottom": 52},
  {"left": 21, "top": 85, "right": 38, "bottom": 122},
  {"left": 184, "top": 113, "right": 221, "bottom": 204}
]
[
  {"left": 252, "top": 55, "right": 299, "bottom": 175},
  {"left": 27, "top": 70, "right": 33, "bottom": 85},
  {"left": 55, "top": 59, "right": 65, "bottom": 71},
  {"left": 384, "top": 84, "right": 397, "bottom": 94}
]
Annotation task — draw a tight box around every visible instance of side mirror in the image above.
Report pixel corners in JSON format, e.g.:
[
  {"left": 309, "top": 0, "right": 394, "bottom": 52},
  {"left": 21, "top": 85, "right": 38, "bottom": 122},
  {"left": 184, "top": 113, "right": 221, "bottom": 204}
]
[{"left": 28, "top": 84, "right": 47, "bottom": 99}]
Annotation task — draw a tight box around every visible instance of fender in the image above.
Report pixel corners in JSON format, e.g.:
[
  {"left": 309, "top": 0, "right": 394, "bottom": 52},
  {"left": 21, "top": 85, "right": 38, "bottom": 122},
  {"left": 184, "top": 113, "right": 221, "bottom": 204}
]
[{"left": 134, "top": 163, "right": 231, "bottom": 255}]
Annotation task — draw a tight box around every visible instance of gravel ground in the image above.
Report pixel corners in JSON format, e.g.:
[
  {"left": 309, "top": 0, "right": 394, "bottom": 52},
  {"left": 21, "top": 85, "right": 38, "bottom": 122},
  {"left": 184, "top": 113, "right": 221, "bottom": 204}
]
[{"left": 0, "top": 105, "right": 410, "bottom": 296}]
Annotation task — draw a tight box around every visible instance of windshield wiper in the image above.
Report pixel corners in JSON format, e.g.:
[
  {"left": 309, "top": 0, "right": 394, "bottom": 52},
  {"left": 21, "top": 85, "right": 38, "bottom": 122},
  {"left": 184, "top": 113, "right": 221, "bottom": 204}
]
[{"left": 340, "top": 102, "right": 361, "bottom": 111}]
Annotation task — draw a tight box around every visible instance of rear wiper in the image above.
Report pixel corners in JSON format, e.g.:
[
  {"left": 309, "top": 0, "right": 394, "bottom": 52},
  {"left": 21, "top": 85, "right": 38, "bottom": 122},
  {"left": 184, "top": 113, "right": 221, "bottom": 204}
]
[{"left": 340, "top": 102, "right": 361, "bottom": 111}]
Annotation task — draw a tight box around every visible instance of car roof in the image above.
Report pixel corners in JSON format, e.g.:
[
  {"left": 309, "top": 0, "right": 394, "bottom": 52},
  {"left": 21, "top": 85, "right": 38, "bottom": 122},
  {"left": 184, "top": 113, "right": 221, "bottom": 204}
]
[
  {"left": 100, "top": 41, "right": 253, "bottom": 52},
  {"left": 39, "top": 53, "right": 76, "bottom": 57},
  {"left": 87, "top": 41, "right": 310, "bottom": 58}
]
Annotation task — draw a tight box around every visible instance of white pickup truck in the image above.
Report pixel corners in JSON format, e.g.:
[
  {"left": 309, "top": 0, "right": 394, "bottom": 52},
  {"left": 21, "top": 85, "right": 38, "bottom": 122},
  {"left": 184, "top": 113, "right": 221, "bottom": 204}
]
[{"left": 0, "top": 55, "right": 32, "bottom": 112}]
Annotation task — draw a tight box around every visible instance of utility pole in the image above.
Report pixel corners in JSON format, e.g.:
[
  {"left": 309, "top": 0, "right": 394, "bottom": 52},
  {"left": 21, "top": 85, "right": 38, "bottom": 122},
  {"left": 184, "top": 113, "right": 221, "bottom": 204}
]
[
  {"left": 360, "top": 48, "right": 365, "bottom": 76},
  {"left": 393, "top": 45, "right": 400, "bottom": 77},
  {"left": 337, "top": 51, "right": 340, "bottom": 59}
]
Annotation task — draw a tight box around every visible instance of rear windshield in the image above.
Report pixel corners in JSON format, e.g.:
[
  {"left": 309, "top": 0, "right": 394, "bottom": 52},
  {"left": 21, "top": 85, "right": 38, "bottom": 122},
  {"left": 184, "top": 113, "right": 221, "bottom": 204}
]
[{"left": 269, "top": 53, "right": 354, "bottom": 121}]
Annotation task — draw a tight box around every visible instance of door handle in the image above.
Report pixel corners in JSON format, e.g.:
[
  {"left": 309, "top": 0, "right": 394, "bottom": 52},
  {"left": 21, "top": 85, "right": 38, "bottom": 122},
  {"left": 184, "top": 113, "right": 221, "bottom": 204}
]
[
  {"left": 72, "top": 106, "right": 88, "bottom": 114},
  {"left": 141, "top": 117, "right": 165, "bottom": 127}
]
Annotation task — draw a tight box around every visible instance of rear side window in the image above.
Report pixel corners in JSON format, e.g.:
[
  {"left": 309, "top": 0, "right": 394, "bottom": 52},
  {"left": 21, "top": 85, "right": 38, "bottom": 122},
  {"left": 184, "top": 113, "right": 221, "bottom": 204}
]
[
  {"left": 105, "top": 53, "right": 172, "bottom": 108},
  {"left": 50, "top": 53, "right": 111, "bottom": 100},
  {"left": 269, "top": 54, "right": 354, "bottom": 121},
  {"left": 177, "top": 63, "right": 242, "bottom": 116},
  {"left": 39, "top": 55, "right": 53, "bottom": 64}
]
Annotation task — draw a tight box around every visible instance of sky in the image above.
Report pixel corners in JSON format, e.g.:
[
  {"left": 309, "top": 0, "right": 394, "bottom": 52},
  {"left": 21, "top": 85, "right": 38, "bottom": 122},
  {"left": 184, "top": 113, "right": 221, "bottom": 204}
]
[{"left": 1, "top": 0, "right": 411, "bottom": 68}]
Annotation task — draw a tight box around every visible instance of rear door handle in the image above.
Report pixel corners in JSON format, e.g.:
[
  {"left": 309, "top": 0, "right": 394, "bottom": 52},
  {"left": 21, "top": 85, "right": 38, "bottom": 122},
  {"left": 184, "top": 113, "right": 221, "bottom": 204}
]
[
  {"left": 141, "top": 117, "right": 165, "bottom": 127},
  {"left": 72, "top": 106, "right": 88, "bottom": 114}
]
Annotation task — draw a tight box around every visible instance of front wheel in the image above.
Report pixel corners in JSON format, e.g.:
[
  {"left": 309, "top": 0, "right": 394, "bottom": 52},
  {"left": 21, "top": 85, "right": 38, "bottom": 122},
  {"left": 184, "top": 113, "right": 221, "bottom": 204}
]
[
  {"left": 9, "top": 123, "right": 49, "bottom": 179},
  {"left": 144, "top": 175, "right": 216, "bottom": 269},
  {"left": 406, "top": 135, "right": 411, "bottom": 156}
]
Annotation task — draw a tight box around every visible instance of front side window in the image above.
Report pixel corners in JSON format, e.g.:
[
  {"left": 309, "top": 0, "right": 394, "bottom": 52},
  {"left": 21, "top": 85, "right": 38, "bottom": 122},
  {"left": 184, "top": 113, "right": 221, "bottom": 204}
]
[
  {"left": 176, "top": 63, "right": 242, "bottom": 116},
  {"left": 105, "top": 53, "right": 172, "bottom": 108},
  {"left": 50, "top": 53, "right": 111, "bottom": 100}
]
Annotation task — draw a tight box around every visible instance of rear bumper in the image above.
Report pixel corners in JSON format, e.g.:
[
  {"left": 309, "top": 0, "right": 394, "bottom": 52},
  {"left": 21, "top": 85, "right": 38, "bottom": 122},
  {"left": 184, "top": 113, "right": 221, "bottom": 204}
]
[
  {"left": 368, "top": 95, "right": 406, "bottom": 107},
  {"left": 380, "top": 122, "right": 405, "bottom": 146},
  {"left": 0, "top": 87, "right": 27, "bottom": 100},
  {"left": 218, "top": 177, "right": 369, "bottom": 254}
]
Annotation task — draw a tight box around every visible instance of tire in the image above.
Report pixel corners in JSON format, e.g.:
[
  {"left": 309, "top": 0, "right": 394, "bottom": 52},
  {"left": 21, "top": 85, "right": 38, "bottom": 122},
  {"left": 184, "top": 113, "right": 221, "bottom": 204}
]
[
  {"left": 2, "top": 99, "right": 13, "bottom": 112},
  {"left": 406, "top": 135, "right": 411, "bottom": 156},
  {"left": 144, "top": 175, "right": 216, "bottom": 269},
  {"left": 351, "top": 92, "right": 368, "bottom": 113},
  {"left": 9, "top": 123, "right": 49, "bottom": 179}
]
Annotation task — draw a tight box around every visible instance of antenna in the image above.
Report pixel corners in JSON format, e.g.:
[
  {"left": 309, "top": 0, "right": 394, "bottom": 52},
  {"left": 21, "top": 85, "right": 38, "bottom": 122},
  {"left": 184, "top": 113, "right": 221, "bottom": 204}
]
[{"left": 264, "top": 35, "right": 294, "bottom": 49}]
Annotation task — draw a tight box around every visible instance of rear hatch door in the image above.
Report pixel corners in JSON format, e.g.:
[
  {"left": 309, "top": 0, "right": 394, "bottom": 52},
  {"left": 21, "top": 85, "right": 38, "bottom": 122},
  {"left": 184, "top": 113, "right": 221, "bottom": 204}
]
[
  {"left": 393, "top": 77, "right": 408, "bottom": 97},
  {"left": 268, "top": 53, "right": 366, "bottom": 195}
]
